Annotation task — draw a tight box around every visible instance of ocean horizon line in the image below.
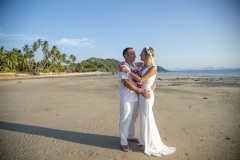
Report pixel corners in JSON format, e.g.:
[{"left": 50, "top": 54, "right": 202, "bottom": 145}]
[{"left": 158, "top": 68, "right": 240, "bottom": 77}]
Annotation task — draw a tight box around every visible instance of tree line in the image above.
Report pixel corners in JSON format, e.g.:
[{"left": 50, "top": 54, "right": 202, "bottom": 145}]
[{"left": 0, "top": 39, "right": 119, "bottom": 74}]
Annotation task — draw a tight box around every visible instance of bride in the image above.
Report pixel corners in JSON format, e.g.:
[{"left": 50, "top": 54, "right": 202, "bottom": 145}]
[{"left": 121, "top": 47, "right": 176, "bottom": 157}]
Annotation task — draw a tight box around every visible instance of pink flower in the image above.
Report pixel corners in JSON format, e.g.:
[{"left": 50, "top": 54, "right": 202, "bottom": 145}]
[
  {"left": 137, "top": 83, "right": 142, "bottom": 88},
  {"left": 131, "top": 69, "right": 140, "bottom": 83}
]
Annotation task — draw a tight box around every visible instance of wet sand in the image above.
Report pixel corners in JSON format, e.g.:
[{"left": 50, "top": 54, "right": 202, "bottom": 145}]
[{"left": 0, "top": 75, "right": 239, "bottom": 160}]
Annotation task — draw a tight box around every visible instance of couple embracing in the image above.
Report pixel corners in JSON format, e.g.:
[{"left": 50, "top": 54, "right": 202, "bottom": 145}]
[{"left": 118, "top": 47, "right": 176, "bottom": 157}]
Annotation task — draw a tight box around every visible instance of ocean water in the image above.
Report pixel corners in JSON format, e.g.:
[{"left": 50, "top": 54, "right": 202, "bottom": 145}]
[{"left": 158, "top": 69, "right": 240, "bottom": 77}]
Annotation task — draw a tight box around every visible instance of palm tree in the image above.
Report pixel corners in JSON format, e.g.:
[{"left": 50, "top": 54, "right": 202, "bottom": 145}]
[
  {"left": 31, "top": 39, "right": 43, "bottom": 74},
  {"left": 0, "top": 46, "right": 5, "bottom": 57},
  {"left": 49, "top": 45, "right": 59, "bottom": 72},
  {"left": 22, "top": 44, "right": 31, "bottom": 72},
  {"left": 61, "top": 53, "right": 67, "bottom": 64},
  {"left": 32, "top": 42, "right": 38, "bottom": 74},
  {"left": 40, "top": 40, "right": 49, "bottom": 71},
  {"left": 14, "top": 48, "right": 22, "bottom": 72},
  {"left": 36, "top": 39, "right": 42, "bottom": 74},
  {"left": 0, "top": 46, "right": 7, "bottom": 72},
  {"left": 37, "top": 39, "right": 42, "bottom": 48},
  {"left": 42, "top": 41, "right": 49, "bottom": 58},
  {"left": 55, "top": 52, "right": 66, "bottom": 72},
  {"left": 5, "top": 48, "right": 20, "bottom": 72},
  {"left": 0, "top": 39, "right": 84, "bottom": 73},
  {"left": 0, "top": 46, "right": 5, "bottom": 61},
  {"left": 27, "top": 50, "right": 35, "bottom": 73},
  {"left": 32, "top": 42, "right": 38, "bottom": 53},
  {"left": 68, "top": 54, "right": 77, "bottom": 72},
  {"left": 69, "top": 54, "right": 76, "bottom": 63},
  {"left": 23, "top": 44, "right": 30, "bottom": 54}
]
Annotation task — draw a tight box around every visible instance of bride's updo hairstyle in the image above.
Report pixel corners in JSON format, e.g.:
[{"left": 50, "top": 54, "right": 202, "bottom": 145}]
[{"left": 142, "top": 47, "right": 155, "bottom": 66}]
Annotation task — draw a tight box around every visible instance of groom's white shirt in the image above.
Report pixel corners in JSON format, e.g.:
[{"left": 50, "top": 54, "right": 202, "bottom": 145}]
[{"left": 118, "top": 61, "right": 139, "bottom": 102}]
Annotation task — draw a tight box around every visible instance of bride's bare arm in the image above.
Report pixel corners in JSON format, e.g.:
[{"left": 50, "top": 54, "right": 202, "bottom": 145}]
[{"left": 122, "top": 66, "right": 157, "bottom": 83}]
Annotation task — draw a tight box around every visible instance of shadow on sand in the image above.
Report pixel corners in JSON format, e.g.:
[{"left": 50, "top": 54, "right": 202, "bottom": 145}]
[{"left": 0, "top": 121, "right": 120, "bottom": 150}]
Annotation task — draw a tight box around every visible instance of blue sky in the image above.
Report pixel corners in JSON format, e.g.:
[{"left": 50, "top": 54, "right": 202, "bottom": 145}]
[{"left": 0, "top": 0, "right": 239, "bottom": 69}]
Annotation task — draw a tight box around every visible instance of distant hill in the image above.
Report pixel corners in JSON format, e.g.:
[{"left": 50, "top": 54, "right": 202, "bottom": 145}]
[
  {"left": 78, "top": 57, "right": 168, "bottom": 73},
  {"left": 78, "top": 58, "right": 120, "bottom": 72},
  {"left": 105, "top": 58, "right": 121, "bottom": 69},
  {"left": 157, "top": 66, "right": 168, "bottom": 72}
]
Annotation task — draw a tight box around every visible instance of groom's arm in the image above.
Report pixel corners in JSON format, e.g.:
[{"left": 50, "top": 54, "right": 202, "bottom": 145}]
[{"left": 121, "top": 79, "right": 151, "bottom": 99}]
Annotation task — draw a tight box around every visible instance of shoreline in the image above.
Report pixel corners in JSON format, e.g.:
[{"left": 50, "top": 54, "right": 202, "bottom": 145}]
[
  {"left": 1, "top": 71, "right": 239, "bottom": 81},
  {"left": 0, "top": 72, "right": 111, "bottom": 80}
]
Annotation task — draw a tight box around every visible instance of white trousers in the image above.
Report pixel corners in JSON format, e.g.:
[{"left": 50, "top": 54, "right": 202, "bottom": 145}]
[{"left": 119, "top": 101, "right": 139, "bottom": 145}]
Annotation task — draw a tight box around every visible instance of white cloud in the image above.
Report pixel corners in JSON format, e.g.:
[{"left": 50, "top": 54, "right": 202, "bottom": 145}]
[
  {"left": 55, "top": 38, "right": 94, "bottom": 46},
  {"left": 0, "top": 33, "right": 8, "bottom": 38},
  {"left": 0, "top": 33, "right": 43, "bottom": 41}
]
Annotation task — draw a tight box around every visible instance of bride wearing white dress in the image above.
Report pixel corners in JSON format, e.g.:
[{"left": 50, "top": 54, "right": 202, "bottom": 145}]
[{"left": 122, "top": 47, "right": 176, "bottom": 157}]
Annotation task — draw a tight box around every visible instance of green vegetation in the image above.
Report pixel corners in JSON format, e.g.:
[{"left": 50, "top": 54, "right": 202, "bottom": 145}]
[
  {"left": 0, "top": 39, "right": 78, "bottom": 74},
  {"left": 0, "top": 39, "right": 120, "bottom": 74},
  {"left": 77, "top": 58, "right": 120, "bottom": 72},
  {"left": 0, "top": 39, "right": 168, "bottom": 74}
]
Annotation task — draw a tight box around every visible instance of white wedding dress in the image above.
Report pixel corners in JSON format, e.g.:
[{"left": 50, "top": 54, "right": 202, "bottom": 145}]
[{"left": 138, "top": 65, "right": 176, "bottom": 157}]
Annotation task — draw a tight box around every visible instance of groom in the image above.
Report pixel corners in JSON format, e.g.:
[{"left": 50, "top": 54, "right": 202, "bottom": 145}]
[{"left": 118, "top": 47, "right": 152, "bottom": 152}]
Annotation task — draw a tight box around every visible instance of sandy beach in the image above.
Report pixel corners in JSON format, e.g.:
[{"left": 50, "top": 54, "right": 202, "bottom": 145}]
[{"left": 0, "top": 74, "right": 239, "bottom": 160}]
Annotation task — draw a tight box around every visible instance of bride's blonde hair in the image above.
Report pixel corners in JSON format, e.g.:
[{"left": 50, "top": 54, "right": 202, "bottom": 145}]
[{"left": 142, "top": 47, "right": 155, "bottom": 66}]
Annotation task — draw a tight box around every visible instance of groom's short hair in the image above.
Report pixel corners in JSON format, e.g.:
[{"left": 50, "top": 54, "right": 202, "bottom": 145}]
[{"left": 123, "top": 47, "right": 133, "bottom": 58}]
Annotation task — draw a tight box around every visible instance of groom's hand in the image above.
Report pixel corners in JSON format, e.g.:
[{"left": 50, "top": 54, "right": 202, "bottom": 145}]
[
  {"left": 151, "top": 83, "right": 156, "bottom": 91},
  {"left": 140, "top": 89, "right": 151, "bottom": 99}
]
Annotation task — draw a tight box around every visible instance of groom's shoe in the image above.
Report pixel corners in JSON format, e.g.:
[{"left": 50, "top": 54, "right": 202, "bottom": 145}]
[
  {"left": 137, "top": 145, "right": 145, "bottom": 152},
  {"left": 120, "top": 145, "right": 132, "bottom": 152}
]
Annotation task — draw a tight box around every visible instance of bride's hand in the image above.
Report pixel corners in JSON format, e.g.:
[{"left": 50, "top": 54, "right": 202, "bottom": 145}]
[
  {"left": 122, "top": 66, "right": 130, "bottom": 73},
  {"left": 140, "top": 89, "right": 151, "bottom": 99},
  {"left": 118, "top": 62, "right": 124, "bottom": 71}
]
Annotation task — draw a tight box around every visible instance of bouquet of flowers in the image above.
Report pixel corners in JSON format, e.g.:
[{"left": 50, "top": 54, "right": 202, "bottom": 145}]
[{"left": 130, "top": 69, "right": 142, "bottom": 88}]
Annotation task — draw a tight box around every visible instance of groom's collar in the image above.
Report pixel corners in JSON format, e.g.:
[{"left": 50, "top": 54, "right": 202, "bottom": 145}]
[{"left": 124, "top": 61, "right": 135, "bottom": 68}]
